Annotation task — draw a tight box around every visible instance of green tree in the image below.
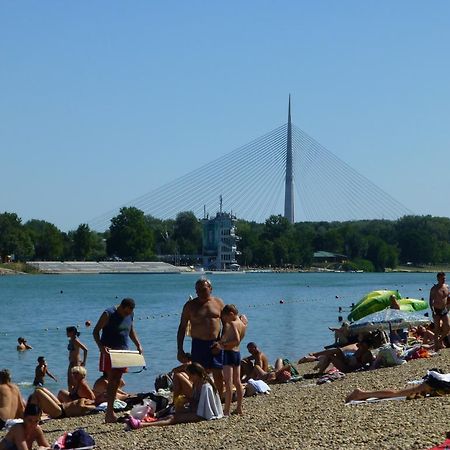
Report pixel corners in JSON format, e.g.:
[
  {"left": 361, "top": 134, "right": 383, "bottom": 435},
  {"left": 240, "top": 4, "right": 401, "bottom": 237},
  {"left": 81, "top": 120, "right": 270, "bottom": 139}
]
[
  {"left": 107, "top": 207, "right": 155, "bottom": 261},
  {"left": 24, "top": 219, "right": 64, "bottom": 260},
  {"left": 73, "top": 224, "right": 93, "bottom": 260},
  {"left": 173, "top": 211, "right": 202, "bottom": 255},
  {"left": 0, "top": 212, "right": 34, "bottom": 261}
]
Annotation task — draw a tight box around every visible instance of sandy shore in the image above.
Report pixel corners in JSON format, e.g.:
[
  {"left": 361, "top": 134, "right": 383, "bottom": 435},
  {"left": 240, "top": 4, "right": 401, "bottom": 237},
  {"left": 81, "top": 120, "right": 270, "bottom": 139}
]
[{"left": 3, "top": 351, "right": 450, "bottom": 449}]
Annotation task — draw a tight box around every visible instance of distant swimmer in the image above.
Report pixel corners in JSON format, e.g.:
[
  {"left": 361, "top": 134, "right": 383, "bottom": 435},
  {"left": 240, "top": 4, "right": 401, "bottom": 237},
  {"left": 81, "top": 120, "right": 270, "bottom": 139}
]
[
  {"left": 16, "top": 337, "right": 32, "bottom": 351},
  {"left": 33, "top": 356, "right": 57, "bottom": 387}
]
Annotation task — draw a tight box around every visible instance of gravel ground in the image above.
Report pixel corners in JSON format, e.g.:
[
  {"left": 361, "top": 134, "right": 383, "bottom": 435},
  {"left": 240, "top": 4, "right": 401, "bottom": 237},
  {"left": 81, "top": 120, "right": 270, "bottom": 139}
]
[{"left": 3, "top": 350, "right": 450, "bottom": 449}]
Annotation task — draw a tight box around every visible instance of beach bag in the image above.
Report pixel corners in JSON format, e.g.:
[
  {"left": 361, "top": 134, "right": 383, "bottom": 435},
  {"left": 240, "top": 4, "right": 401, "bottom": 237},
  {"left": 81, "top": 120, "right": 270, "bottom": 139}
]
[
  {"left": 53, "top": 428, "right": 95, "bottom": 449},
  {"left": 154, "top": 373, "right": 173, "bottom": 391},
  {"left": 377, "top": 344, "right": 405, "bottom": 367},
  {"left": 64, "top": 429, "right": 95, "bottom": 449},
  {"left": 130, "top": 403, "right": 151, "bottom": 420}
]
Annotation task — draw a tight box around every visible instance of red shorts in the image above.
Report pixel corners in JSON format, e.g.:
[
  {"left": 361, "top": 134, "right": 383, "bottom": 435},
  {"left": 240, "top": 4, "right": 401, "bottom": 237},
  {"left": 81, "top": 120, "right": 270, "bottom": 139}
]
[{"left": 99, "top": 352, "right": 128, "bottom": 374}]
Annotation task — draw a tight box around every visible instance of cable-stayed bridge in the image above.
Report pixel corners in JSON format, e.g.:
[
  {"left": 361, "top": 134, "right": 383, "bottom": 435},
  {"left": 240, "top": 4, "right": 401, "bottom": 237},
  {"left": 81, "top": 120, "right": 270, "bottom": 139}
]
[{"left": 89, "top": 100, "right": 412, "bottom": 231}]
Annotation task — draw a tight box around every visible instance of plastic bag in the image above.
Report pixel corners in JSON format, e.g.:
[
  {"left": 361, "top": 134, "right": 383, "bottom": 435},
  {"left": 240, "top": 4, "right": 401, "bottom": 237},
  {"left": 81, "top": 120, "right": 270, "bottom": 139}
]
[{"left": 130, "top": 404, "right": 150, "bottom": 420}]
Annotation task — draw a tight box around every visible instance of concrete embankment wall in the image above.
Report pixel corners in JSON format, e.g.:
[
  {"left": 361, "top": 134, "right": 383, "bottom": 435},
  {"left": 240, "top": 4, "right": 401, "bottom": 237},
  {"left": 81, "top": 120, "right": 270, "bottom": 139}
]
[{"left": 27, "top": 261, "right": 190, "bottom": 274}]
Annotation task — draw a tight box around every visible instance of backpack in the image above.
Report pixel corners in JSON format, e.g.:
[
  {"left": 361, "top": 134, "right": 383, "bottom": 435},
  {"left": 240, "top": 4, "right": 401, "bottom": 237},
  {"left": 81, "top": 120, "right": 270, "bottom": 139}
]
[
  {"left": 154, "top": 373, "right": 173, "bottom": 391},
  {"left": 64, "top": 428, "right": 95, "bottom": 449}
]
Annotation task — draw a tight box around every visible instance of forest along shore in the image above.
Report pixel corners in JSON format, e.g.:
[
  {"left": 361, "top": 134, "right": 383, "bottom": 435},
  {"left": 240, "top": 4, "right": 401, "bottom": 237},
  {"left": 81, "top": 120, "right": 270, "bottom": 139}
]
[{"left": 3, "top": 350, "right": 450, "bottom": 449}]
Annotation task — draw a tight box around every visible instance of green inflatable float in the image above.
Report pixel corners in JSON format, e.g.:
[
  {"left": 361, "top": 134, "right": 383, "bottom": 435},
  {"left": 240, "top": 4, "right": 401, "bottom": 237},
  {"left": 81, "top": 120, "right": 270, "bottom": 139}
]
[{"left": 348, "top": 289, "right": 428, "bottom": 322}]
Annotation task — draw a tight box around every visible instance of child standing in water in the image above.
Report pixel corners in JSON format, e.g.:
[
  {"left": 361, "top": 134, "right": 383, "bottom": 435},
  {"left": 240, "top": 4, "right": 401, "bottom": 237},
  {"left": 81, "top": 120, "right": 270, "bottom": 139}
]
[
  {"left": 213, "top": 304, "right": 247, "bottom": 415},
  {"left": 33, "top": 357, "right": 57, "bottom": 387}
]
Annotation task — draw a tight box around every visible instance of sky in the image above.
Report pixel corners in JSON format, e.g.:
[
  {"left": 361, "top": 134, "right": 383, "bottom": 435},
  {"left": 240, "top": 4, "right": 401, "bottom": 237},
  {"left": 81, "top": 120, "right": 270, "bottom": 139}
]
[{"left": 1, "top": 1, "right": 450, "bottom": 231}]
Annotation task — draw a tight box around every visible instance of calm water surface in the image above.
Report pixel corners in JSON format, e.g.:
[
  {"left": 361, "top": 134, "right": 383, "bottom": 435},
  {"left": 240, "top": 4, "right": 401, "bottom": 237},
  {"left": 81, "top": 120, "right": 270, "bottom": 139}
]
[{"left": 0, "top": 272, "right": 433, "bottom": 397}]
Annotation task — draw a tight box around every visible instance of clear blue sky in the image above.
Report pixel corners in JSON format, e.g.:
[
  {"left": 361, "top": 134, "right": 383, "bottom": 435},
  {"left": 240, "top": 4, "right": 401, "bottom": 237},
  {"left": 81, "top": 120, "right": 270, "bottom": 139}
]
[{"left": 1, "top": 1, "right": 449, "bottom": 231}]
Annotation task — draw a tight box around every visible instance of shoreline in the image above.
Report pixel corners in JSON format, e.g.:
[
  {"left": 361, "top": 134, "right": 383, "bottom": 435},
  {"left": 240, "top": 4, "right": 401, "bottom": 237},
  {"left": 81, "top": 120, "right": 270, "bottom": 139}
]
[{"left": 3, "top": 351, "right": 450, "bottom": 449}]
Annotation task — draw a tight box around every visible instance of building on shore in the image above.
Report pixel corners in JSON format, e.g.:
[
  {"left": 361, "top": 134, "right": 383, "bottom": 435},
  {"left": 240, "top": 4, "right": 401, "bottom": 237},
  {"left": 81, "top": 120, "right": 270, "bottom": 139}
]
[{"left": 202, "top": 204, "right": 240, "bottom": 271}]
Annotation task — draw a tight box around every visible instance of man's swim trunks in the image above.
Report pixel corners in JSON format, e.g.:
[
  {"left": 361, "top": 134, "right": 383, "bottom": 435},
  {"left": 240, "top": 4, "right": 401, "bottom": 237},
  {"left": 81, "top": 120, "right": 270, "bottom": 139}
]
[
  {"left": 433, "top": 307, "right": 448, "bottom": 317},
  {"left": 99, "top": 352, "right": 127, "bottom": 374},
  {"left": 223, "top": 350, "right": 241, "bottom": 367},
  {"left": 191, "top": 338, "right": 223, "bottom": 370}
]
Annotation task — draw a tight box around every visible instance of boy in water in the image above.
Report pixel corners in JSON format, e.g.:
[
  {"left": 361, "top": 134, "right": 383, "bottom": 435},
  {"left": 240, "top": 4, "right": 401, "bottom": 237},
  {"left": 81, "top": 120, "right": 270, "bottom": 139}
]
[
  {"left": 33, "top": 357, "right": 57, "bottom": 387},
  {"left": 212, "top": 304, "right": 247, "bottom": 415}
]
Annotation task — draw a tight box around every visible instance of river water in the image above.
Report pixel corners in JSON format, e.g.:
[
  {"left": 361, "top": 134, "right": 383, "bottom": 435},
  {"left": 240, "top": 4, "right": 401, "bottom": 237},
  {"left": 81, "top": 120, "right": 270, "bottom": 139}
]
[{"left": 0, "top": 271, "right": 434, "bottom": 397}]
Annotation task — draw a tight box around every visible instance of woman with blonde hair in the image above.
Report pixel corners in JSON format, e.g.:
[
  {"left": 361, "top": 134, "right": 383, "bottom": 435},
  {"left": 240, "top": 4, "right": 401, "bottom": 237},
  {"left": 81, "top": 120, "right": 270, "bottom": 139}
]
[{"left": 57, "top": 366, "right": 95, "bottom": 403}]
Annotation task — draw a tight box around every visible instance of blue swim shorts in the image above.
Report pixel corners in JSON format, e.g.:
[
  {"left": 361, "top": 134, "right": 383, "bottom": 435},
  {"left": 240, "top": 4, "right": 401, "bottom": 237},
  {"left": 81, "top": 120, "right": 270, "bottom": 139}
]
[
  {"left": 191, "top": 338, "right": 223, "bottom": 370},
  {"left": 223, "top": 350, "right": 241, "bottom": 367}
]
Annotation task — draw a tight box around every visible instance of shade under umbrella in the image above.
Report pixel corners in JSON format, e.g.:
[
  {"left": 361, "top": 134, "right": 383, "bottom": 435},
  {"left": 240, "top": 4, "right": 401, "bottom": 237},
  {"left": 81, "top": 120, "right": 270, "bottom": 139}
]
[{"left": 349, "top": 308, "right": 430, "bottom": 335}]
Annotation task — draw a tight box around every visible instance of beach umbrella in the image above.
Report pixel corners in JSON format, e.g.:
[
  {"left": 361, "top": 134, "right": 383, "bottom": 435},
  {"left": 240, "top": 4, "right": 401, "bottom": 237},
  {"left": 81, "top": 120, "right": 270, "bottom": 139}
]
[
  {"left": 349, "top": 309, "right": 430, "bottom": 335},
  {"left": 348, "top": 289, "right": 428, "bottom": 322}
]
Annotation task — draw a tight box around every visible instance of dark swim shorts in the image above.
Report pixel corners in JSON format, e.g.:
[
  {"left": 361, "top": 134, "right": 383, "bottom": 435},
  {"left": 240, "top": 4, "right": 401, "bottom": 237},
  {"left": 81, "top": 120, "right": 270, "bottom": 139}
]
[
  {"left": 191, "top": 338, "right": 223, "bottom": 370},
  {"left": 433, "top": 308, "right": 448, "bottom": 317},
  {"left": 0, "top": 418, "right": 6, "bottom": 430},
  {"left": 223, "top": 350, "right": 241, "bottom": 367}
]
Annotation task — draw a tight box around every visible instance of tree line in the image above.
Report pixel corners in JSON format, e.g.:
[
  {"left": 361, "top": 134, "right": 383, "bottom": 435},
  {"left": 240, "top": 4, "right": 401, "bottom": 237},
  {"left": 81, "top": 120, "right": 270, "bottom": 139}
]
[{"left": 1, "top": 207, "right": 450, "bottom": 272}]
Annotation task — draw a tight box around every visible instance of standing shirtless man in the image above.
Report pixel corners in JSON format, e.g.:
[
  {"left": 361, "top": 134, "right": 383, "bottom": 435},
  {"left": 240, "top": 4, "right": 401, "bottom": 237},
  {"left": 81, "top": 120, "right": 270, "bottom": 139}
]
[
  {"left": 429, "top": 272, "right": 450, "bottom": 349},
  {"left": 177, "top": 279, "right": 224, "bottom": 399}
]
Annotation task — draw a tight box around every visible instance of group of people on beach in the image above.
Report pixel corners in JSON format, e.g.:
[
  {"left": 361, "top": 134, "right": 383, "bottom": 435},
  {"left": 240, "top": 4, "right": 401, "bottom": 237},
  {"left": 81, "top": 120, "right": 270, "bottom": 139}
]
[{"left": 2, "top": 273, "right": 450, "bottom": 448}]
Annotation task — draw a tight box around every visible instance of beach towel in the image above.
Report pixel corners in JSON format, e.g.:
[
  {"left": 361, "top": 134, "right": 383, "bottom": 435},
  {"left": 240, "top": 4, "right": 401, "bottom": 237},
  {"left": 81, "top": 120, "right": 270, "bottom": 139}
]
[
  {"left": 196, "top": 383, "right": 223, "bottom": 420},
  {"left": 346, "top": 396, "right": 407, "bottom": 406},
  {"left": 246, "top": 378, "right": 271, "bottom": 395},
  {"left": 317, "top": 368, "right": 345, "bottom": 385},
  {"left": 427, "top": 436, "right": 450, "bottom": 449}
]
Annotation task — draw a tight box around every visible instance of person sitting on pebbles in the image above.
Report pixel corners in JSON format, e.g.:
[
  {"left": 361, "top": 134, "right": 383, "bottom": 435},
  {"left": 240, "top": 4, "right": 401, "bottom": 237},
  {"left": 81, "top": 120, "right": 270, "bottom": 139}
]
[
  {"left": 246, "top": 358, "right": 293, "bottom": 384},
  {"left": 299, "top": 337, "right": 375, "bottom": 375},
  {"left": 0, "top": 403, "right": 50, "bottom": 450},
  {"left": 57, "top": 366, "right": 95, "bottom": 403},
  {"left": 127, "top": 362, "right": 223, "bottom": 429},
  {"left": 28, "top": 387, "right": 96, "bottom": 419}
]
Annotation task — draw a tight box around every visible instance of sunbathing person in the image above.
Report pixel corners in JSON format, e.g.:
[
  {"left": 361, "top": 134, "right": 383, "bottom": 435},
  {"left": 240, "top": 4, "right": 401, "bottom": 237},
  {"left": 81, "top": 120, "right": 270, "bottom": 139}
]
[
  {"left": 0, "top": 369, "right": 25, "bottom": 428},
  {"left": 57, "top": 366, "right": 95, "bottom": 403},
  {"left": 0, "top": 403, "right": 50, "bottom": 450},
  {"left": 308, "top": 338, "right": 374, "bottom": 374},
  {"left": 414, "top": 325, "right": 435, "bottom": 346},
  {"left": 127, "top": 362, "right": 223, "bottom": 428},
  {"left": 28, "top": 387, "right": 96, "bottom": 419},
  {"left": 241, "top": 342, "right": 269, "bottom": 378},
  {"left": 298, "top": 342, "right": 360, "bottom": 365},
  {"left": 346, "top": 370, "right": 450, "bottom": 403},
  {"left": 247, "top": 358, "right": 293, "bottom": 383}
]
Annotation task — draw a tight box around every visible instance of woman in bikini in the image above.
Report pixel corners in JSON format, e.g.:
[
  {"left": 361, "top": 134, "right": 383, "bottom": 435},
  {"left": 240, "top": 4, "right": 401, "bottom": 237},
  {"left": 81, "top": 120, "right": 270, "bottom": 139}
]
[
  {"left": 57, "top": 366, "right": 95, "bottom": 403},
  {"left": 28, "top": 387, "right": 96, "bottom": 419},
  {"left": 66, "top": 326, "right": 88, "bottom": 390},
  {"left": 0, "top": 403, "right": 50, "bottom": 450}
]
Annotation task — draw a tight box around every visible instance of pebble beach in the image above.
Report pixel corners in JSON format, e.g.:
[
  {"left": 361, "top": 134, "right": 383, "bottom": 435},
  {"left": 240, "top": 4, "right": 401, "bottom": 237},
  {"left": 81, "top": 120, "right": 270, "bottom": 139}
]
[{"left": 3, "top": 350, "right": 450, "bottom": 450}]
